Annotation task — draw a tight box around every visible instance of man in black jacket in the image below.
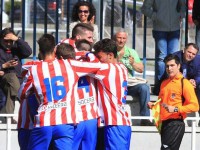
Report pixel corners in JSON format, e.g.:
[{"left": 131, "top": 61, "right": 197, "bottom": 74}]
[
  {"left": 192, "top": 0, "right": 200, "bottom": 52},
  {"left": 0, "top": 27, "right": 32, "bottom": 123}
]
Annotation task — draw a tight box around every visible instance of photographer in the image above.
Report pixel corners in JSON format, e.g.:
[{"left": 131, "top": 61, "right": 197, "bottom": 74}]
[{"left": 0, "top": 27, "right": 32, "bottom": 123}]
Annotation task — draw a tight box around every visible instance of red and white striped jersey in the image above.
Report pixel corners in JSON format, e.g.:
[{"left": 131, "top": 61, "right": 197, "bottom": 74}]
[
  {"left": 18, "top": 59, "right": 101, "bottom": 127},
  {"left": 91, "top": 63, "right": 131, "bottom": 126},
  {"left": 17, "top": 98, "right": 34, "bottom": 129},
  {"left": 75, "top": 76, "right": 98, "bottom": 121},
  {"left": 60, "top": 38, "right": 77, "bottom": 51},
  {"left": 18, "top": 61, "right": 40, "bottom": 129},
  {"left": 75, "top": 52, "right": 98, "bottom": 121}
]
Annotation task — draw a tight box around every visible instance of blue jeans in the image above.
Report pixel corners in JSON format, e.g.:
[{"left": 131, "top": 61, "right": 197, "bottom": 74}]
[
  {"left": 196, "top": 26, "right": 200, "bottom": 54},
  {"left": 127, "top": 84, "right": 150, "bottom": 116},
  {"left": 153, "top": 30, "right": 180, "bottom": 85}
]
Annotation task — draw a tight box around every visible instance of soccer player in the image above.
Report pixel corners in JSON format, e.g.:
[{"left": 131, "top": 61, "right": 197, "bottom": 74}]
[
  {"left": 56, "top": 43, "right": 75, "bottom": 60},
  {"left": 18, "top": 95, "right": 35, "bottom": 150},
  {"left": 60, "top": 22, "right": 94, "bottom": 51},
  {"left": 18, "top": 34, "right": 101, "bottom": 150},
  {"left": 75, "top": 39, "right": 92, "bottom": 52},
  {"left": 18, "top": 58, "right": 42, "bottom": 150},
  {"left": 60, "top": 23, "right": 99, "bottom": 150},
  {"left": 56, "top": 41, "right": 99, "bottom": 150},
  {"left": 93, "top": 38, "right": 131, "bottom": 150},
  {"left": 73, "top": 40, "right": 98, "bottom": 150}
]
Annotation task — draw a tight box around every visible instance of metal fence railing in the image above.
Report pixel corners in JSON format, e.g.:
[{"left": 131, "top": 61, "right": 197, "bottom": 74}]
[
  {"left": 1, "top": 0, "right": 194, "bottom": 80},
  {"left": 0, "top": 114, "right": 199, "bottom": 150}
]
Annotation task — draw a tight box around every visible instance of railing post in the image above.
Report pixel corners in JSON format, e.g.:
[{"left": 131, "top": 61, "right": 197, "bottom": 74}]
[
  {"left": 191, "top": 120, "right": 196, "bottom": 150},
  {"left": 6, "top": 117, "right": 12, "bottom": 150}
]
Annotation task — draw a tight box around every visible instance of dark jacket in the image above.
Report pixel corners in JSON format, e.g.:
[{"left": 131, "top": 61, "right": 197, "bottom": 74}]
[
  {"left": 173, "top": 50, "right": 200, "bottom": 86},
  {"left": 141, "top": 0, "right": 185, "bottom": 31},
  {"left": 0, "top": 38, "right": 32, "bottom": 82},
  {"left": 192, "top": 0, "right": 200, "bottom": 24}
]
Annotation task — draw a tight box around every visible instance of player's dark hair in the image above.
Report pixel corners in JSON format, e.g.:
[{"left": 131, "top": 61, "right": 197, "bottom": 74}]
[
  {"left": 56, "top": 43, "right": 75, "bottom": 59},
  {"left": 72, "top": 23, "right": 94, "bottom": 39},
  {"left": 37, "top": 34, "right": 56, "bottom": 56},
  {"left": 164, "top": 54, "right": 180, "bottom": 65},
  {"left": 93, "top": 38, "right": 117, "bottom": 58}
]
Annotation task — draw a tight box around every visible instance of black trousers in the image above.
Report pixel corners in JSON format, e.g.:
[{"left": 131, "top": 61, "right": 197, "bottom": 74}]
[{"left": 161, "top": 119, "right": 185, "bottom": 150}]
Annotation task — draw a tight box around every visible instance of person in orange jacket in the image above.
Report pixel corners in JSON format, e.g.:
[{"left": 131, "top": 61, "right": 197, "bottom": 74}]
[{"left": 148, "top": 54, "right": 199, "bottom": 150}]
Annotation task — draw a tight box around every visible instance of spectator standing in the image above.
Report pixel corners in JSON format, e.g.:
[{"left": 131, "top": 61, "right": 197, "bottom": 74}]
[
  {"left": 0, "top": 27, "right": 32, "bottom": 123},
  {"left": 141, "top": 0, "right": 186, "bottom": 95},
  {"left": 148, "top": 54, "right": 199, "bottom": 150},
  {"left": 70, "top": 1, "right": 99, "bottom": 42},
  {"left": 113, "top": 30, "right": 153, "bottom": 126},
  {"left": 93, "top": 39, "right": 131, "bottom": 150},
  {"left": 192, "top": 0, "right": 200, "bottom": 51}
]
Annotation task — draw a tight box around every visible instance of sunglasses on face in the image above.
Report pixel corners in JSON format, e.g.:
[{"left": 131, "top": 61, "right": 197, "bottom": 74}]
[{"left": 78, "top": 10, "right": 89, "bottom": 14}]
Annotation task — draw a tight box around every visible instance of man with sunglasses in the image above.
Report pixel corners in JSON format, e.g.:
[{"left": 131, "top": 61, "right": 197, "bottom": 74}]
[{"left": 0, "top": 27, "right": 32, "bottom": 123}]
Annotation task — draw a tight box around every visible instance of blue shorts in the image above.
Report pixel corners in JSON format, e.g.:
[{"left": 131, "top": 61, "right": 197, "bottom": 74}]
[
  {"left": 104, "top": 125, "right": 131, "bottom": 150},
  {"left": 73, "top": 119, "right": 97, "bottom": 150},
  {"left": 28, "top": 124, "right": 74, "bottom": 150},
  {"left": 18, "top": 128, "right": 32, "bottom": 150}
]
